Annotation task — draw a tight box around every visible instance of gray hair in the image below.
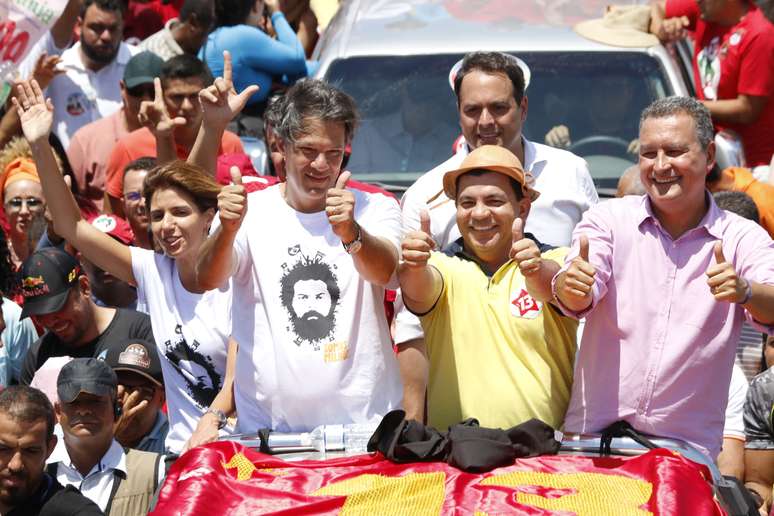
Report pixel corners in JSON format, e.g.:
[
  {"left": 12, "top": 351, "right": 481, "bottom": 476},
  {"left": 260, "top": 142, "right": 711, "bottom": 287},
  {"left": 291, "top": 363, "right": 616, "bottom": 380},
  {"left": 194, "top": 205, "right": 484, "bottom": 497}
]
[
  {"left": 275, "top": 79, "right": 359, "bottom": 144},
  {"left": 639, "top": 96, "right": 714, "bottom": 149},
  {"left": 0, "top": 386, "right": 56, "bottom": 439}
]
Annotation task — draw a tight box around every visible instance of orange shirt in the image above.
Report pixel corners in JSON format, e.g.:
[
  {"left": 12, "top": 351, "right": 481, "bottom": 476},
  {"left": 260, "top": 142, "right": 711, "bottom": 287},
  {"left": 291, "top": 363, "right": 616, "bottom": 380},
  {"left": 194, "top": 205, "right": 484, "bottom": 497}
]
[
  {"left": 104, "top": 127, "right": 243, "bottom": 199},
  {"left": 709, "top": 167, "right": 774, "bottom": 239}
]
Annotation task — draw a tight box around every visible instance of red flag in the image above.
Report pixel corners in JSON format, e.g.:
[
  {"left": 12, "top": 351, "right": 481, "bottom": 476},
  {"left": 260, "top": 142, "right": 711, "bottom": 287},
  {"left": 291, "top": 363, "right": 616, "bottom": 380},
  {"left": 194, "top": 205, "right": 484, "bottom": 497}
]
[{"left": 152, "top": 441, "right": 724, "bottom": 515}]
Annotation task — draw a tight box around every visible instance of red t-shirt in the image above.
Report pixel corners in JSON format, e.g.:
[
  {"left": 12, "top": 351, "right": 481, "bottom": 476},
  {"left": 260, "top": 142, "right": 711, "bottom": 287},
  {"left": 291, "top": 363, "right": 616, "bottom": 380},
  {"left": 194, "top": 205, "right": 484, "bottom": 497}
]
[
  {"left": 104, "top": 128, "right": 244, "bottom": 199},
  {"left": 666, "top": 0, "right": 774, "bottom": 166}
]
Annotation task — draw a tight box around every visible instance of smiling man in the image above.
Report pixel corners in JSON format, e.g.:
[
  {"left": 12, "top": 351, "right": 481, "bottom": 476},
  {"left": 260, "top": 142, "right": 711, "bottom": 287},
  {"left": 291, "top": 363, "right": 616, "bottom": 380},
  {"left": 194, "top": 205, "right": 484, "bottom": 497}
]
[
  {"left": 196, "top": 79, "right": 402, "bottom": 433},
  {"left": 49, "top": 358, "right": 164, "bottom": 515},
  {"left": 398, "top": 145, "right": 577, "bottom": 430},
  {"left": 553, "top": 96, "right": 774, "bottom": 462}
]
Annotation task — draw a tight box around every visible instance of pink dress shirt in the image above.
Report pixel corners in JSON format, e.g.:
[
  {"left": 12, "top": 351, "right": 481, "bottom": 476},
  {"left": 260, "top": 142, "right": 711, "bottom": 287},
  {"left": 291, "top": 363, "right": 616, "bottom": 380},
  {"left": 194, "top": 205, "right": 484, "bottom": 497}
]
[{"left": 555, "top": 194, "right": 774, "bottom": 459}]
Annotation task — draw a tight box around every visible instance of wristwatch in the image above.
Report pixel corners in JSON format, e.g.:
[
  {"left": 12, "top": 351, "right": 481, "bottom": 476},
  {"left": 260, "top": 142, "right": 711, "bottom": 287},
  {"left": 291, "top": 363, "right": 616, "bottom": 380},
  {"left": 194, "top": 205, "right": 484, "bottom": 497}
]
[
  {"left": 343, "top": 223, "right": 363, "bottom": 255},
  {"left": 205, "top": 408, "right": 227, "bottom": 430}
]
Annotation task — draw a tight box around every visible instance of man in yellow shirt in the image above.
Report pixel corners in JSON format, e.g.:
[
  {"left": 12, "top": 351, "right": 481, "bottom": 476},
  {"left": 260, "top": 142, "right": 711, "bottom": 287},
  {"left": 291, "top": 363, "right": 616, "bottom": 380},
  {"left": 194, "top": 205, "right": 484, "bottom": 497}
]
[{"left": 398, "top": 145, "right": 577, "bottom": 431}]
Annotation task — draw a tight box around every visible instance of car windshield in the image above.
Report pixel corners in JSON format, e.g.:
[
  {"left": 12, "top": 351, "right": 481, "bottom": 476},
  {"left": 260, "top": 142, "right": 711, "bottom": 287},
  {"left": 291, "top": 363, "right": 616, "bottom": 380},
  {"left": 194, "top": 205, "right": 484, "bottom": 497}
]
[{"left": 326, "top": 51, "right": 674, "bottom": 193}]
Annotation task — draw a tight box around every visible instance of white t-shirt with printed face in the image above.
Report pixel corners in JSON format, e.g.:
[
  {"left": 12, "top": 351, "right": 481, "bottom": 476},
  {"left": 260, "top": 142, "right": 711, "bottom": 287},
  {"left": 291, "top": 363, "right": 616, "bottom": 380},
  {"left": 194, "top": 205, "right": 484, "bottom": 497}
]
[
  {"left": 228, "top": 185, "right": 403, "bottom": 433},
  {"left": 130, "top": 247, "right": 232, "bottom": 453}
]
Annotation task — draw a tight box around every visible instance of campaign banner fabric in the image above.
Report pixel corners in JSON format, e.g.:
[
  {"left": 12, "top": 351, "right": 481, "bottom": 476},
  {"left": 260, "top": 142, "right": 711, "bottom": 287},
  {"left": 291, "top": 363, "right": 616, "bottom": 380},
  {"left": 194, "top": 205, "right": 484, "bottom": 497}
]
[{"left": 152, "top": 441, "right": 724, "bottom": 515}]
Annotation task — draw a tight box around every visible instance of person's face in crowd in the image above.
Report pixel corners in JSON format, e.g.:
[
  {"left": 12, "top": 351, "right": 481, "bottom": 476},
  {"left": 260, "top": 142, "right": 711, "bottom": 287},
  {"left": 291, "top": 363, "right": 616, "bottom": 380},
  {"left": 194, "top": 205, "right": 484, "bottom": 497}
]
[
  {"left": 149, "top": 186, "right": 214, "bottom": 260},
  {"left": 458, "top": 71, "right": 526, "bottom": 154},
  {"left": 764, "top": 335, "right": 774, "bottom": 370},
  {"left": 697, "top": 0, "right": 729, "bottom": 21},
  {"left": 162, "top": 78, "right": 205, "bottom": 132},
  {"left": 31, "top": 279, "right": 93, "bottom": 345},
  {"left": 120, "top": 81, "right": 155, "bottom": 127},
  {"left": 56, "top": 392, "right": 114, "bottom": 448},
  {"left": 80, "top": 256, "right": 137, "bottom": 308},
  {"left": 122, "top": 168, "right": 149, "bottom": 234},
  {"left": 116, "top": 371, "right": 164, "bottom": 430},
  {"left": 291, "top": 279, "right": 333, "bottom": 321},
  {"left": 456, "top": 171, "right": 528, "bottom": 268},
  {"left": 638, "top": 113, "right": 714, "bottom": 218},
  {"left": 281, "top": 118, "right": 347, "bottom": 212},
  {"left": 590, "top": 76, "right": 633, "bottom": 132},
  {"left": 0, "top": 413, "right": 55, "bottom": 512},
  {"left": 181, "top": 3, "right": 216, "bottom": 55},
  {"left": 3, "top": 181, "right": 44, "bottom": 239},
  {"left": 79, "top": 4, "right": 123, "bottom": 65}
]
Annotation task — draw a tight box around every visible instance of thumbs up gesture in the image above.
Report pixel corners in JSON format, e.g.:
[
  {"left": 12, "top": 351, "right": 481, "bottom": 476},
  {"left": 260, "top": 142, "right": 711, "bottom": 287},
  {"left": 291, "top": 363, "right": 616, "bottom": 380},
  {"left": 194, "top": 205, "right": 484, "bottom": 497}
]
[
  {"left": 556, "top": 234, "right": 596, "bottom": 306},
  {"left": 509, "top": 217, "right": 542, "bottom": 276},
  {"left": 706, "top": 240, "right": 750, "bottom": 303},
  {"left": 401, "top": 209, "right": 436, "bottom": 269},
  {"left": 217, "top": 166, "right": 247, "bottom": 234},
  {"left": 326, "top": 171, "right": 357, "bottom": 242}
]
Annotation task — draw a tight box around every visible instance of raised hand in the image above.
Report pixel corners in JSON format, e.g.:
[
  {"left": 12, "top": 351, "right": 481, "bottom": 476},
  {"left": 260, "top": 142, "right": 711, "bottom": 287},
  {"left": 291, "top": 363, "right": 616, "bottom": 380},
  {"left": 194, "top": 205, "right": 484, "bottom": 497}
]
[
  {"left": 217, "top": 166, "right": 247, "bottom": 234},
  {"left": 401, "top": 209, "right": 436, "bottom": 269},
  {"left": 545, "top": 124, "right": 571, "bottom": 149},
  {"left": 113, "top": 386, "right": 150, "bottom": 447},
  {"left": 556, "top": 234, "right": 595, "bottom": 303},
  {"left": 199, "top": 51, "right": 259, "bottom": 130},
  {"left": 509, "top": 217, "right": 541, "bottom": 276},
  {"left": 12, "top": 80, "right": 54, "bottom": 144},
  {"left": 706, "top": 240, "right": 749, "bottom": 303},
  {"left": 325, "top": 170, "right": 357, "bottom": 242},
  {"left": 137, "top": 78, "right": 186, "bottom": 138},
  {"left": 30, "top": 52, "right": 64, "bottom": 90},
  {"left": 656, "top": 15, "right": 690, "bottom": 43}
]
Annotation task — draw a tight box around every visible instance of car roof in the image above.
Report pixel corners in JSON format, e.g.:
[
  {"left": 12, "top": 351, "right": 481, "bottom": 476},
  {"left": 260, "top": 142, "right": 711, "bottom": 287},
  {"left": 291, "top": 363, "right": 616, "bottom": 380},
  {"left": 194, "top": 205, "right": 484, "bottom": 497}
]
[{"left": 315, "top": 0, "right": 653, "bottom": 67}]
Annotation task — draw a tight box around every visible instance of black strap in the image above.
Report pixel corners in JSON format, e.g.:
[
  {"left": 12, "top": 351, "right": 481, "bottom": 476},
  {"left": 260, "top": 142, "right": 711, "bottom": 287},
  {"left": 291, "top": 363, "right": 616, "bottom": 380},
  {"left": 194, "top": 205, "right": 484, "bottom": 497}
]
[
  {"left": 599, "top": 420, "right": 659, "bottom": 456},
  {"left": 103, "top": 470, "right": 124, "bottom": 515},
  {"left": 257, "top": 428, "right": 272, "bottom": 454},
  {"left": 46, "top": 462, "right": 58, "bottom": 477}
]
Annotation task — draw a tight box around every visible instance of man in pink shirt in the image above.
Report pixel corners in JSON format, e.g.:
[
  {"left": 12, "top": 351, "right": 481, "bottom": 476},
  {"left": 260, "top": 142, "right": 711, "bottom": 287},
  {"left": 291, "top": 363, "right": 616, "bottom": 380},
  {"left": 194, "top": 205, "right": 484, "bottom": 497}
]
[
  {"left": 553, "top": 96, "right": 774, "bottom": 460},
  {"left": 66, "top": 52, "right": 163, "bottom": 210}
]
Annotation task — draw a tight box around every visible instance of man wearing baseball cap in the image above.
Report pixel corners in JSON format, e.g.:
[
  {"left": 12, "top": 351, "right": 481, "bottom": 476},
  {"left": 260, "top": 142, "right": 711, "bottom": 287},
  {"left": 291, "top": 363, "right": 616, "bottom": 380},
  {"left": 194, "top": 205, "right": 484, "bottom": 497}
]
[
  {"left": 103, "top": 339, "right": 168, "bottom": 454},
  {"left": 18, "top": 248, "right": 155, "bottom": 386},
  {"left": 49, "top": 358, "right": 163, "bottom": 515},
  {"left": 67, "top": 51, "right": 164, "bottom": 211},
  {"left": 398, "top": 145, "right": 578, "bottom": 431}
]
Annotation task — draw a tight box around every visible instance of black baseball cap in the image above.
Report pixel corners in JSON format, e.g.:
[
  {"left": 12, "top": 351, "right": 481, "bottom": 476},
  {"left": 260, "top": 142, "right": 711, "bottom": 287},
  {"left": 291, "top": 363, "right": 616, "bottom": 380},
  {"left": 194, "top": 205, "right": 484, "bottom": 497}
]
[
  {"left": 103, "top": 338, "right": 163, "bottom": 387},
  {"left": 123, "top": 51, "right": 163, "bottom": 89},
  {"left": 57, "top": 358, "right": 117, "bottom": 404},
  {"left": 19, "top": 248, "right": 83, "bottom": 319}
]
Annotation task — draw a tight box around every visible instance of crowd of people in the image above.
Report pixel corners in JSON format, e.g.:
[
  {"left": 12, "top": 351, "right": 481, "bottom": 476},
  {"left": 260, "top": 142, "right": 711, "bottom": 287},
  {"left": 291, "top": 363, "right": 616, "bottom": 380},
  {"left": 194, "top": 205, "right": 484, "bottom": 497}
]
[{"left": 0, "top": 0, "right": 772, "bottom": 515}]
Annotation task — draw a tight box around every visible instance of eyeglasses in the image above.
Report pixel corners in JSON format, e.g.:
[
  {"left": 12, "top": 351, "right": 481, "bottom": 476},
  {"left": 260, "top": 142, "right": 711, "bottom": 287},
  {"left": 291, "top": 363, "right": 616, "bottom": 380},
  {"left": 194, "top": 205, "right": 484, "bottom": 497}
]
[
  {"left": 124, "top": 191, "right": 143, "bottom": 202},
  {"left": 5, "top": 197, "right": 43, "bottom": 210}
]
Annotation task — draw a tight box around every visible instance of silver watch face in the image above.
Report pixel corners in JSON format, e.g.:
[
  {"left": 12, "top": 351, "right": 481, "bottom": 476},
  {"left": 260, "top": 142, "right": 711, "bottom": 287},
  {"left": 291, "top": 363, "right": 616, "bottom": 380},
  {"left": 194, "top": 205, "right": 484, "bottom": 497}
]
[{"left": 345, "top": 239, "right": 363, "bottom": 254}]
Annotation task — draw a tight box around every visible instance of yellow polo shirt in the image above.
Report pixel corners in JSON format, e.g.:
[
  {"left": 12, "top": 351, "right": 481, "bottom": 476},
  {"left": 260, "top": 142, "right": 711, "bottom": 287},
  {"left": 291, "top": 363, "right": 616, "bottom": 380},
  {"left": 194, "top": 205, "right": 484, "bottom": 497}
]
[{"left": 420, "top": 248, "right": 577, "bottom": 430}]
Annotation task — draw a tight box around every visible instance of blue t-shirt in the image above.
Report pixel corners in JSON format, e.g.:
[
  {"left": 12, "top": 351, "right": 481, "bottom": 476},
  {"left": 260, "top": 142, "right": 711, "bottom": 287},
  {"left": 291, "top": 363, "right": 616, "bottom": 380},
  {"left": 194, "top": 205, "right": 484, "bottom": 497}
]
[
  {"left": 0, "top": 297, "right": 38, "bottom": 386},
  {"left": 200, "top": 13, "right": 316, "bottom": 105}
]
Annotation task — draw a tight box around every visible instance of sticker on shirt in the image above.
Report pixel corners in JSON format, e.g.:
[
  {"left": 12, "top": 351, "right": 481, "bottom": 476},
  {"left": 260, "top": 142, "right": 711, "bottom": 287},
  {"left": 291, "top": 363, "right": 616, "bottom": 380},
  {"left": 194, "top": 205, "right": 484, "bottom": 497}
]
[
  {"left": 65, "top": 92, "right": 92, "bottom": 117},
  {"left": 163, "top": 324, "right": 222, "bottom": 408},
  {"left": 510, "top": 288, "right": 542, "bottom": 319},
  {"left": 280, "top": 246, "right": 341, "bottom": 351}
]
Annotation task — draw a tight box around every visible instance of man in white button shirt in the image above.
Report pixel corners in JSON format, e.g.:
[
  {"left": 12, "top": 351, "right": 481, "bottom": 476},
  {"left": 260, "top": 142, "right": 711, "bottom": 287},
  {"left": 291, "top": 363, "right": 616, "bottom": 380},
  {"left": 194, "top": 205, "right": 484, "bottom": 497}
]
[
  {"left": 23, "top": 0, "right": 140, "bottom": 148},
  {"left": 396, "top": 51, "right": 598, "bottom": 420},
  {"left": 48, "top": 358, "right": 163, "bottom": 515}
]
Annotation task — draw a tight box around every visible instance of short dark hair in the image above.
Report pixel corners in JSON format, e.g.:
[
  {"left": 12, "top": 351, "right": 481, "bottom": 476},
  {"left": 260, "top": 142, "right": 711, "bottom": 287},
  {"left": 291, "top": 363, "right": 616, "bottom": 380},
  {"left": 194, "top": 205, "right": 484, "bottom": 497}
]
[
  {"left": 639, "top": 96, "right": 714, "bottom": 149},
  {"left": 180, "top": 0, "right": 214, "bottom": 26},
  {"left": 161, "top": 55, "right": 213, "bottom": 87},
  {"left": 0, "top": 386, "right": 56, "bottom": 439},
  {"left": 123, "top": 156, "right": 157, "bottom": 180},
  {"left": 214, "top": 0, "right": 253, "bottom": 28},
  {"left": 456, "top": 169, "right": 524, "bottom": 201},
  {"left": 276, "top": 79, "right": 359, "bottom": 144},
  {"left": 80, "top": 0, "right": 124, "bottom": 19},
  {"left": 713, "top": 191, "right": 760, "bottom": 223},
  {"left": 453, "top": 52, "right": 525, "bottom": 106}
]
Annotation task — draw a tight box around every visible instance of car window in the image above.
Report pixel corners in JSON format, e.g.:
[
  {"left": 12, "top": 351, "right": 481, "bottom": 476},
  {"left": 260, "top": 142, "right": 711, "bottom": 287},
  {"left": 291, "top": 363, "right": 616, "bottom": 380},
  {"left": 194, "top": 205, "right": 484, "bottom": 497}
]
[{"left": 326, "top": 51, "right": 674, "bottom": 191}]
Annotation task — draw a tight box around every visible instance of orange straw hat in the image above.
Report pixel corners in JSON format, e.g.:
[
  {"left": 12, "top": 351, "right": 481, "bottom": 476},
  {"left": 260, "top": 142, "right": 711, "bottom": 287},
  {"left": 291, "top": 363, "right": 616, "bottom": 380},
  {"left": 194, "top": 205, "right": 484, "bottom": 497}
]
[{"left": 442, "top": 145, "right": 539, "bottom": 201}]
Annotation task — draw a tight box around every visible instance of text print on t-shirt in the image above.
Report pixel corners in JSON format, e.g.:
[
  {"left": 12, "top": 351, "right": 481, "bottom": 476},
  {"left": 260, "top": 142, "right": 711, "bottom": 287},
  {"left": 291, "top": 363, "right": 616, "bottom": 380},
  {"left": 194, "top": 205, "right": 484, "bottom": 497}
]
[
  {"left": 279, "top": 246, "right": 342, "bottom": 351},
  {"left": 164, "top": 324, "right": 223, "bottom": 408}
]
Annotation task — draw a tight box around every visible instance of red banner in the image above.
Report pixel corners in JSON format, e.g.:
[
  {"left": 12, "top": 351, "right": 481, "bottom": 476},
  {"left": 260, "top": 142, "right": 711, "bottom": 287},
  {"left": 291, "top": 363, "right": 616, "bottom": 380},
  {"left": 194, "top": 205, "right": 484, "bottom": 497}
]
[{"left": 152, "top": 441, "right": 724, "bottom": 515}]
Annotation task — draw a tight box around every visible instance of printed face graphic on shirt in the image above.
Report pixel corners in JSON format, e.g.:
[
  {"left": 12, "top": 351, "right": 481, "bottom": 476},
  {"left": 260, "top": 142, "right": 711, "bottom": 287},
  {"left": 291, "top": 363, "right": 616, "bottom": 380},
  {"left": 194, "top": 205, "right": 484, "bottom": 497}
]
[
  {"left": 163, "top": 324, "right": 222, "bottom": 408},
  {"left": 280, "top": 253, "right": 341, "bottom": 349}
]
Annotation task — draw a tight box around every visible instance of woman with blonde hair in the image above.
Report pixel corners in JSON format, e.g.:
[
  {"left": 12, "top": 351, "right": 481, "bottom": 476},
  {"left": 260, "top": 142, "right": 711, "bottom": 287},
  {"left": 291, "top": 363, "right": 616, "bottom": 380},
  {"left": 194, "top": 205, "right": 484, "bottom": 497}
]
[{"left": 14, "top": 57, "right": 257, "bottom": 453}]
